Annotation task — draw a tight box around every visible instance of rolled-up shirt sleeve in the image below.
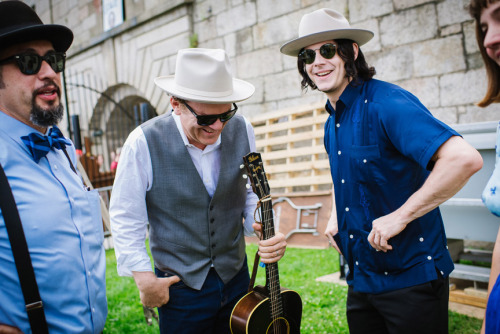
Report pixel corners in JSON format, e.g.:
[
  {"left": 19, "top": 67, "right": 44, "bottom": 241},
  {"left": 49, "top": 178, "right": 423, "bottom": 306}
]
[{"left": 109, "top": 127, "right": 154, "bottom": 276}]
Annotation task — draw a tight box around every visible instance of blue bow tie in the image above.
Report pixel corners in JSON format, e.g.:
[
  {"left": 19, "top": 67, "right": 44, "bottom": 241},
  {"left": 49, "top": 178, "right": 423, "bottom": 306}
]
[{"left": 21, "top": 126, "right": 72, "bottom": 163}]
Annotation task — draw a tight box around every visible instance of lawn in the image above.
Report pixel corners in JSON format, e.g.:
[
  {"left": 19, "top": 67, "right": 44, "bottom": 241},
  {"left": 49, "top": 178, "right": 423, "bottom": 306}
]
[{"left": 104, "top": 244, "right": 482, "bottom": 333}]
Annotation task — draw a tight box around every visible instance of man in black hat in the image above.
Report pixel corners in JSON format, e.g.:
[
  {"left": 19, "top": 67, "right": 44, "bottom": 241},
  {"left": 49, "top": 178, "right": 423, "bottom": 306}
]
[{"left": 0, "top": 1, "right": 107, "bottom": 333}]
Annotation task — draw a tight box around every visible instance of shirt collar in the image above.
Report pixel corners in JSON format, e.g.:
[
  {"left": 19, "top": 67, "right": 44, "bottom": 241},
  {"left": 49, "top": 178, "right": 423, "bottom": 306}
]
[
  {"left": 0, "top": 111, "right": 46, "bottom": 149},
  {"left": 325, "top": 81, "right": 364, "bottom": 115}
]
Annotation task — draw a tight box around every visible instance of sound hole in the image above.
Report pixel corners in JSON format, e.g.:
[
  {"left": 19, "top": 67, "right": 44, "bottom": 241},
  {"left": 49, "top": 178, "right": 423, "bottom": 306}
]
[{"left": 267, "top": 317, "right": 290, "bottom": 334}]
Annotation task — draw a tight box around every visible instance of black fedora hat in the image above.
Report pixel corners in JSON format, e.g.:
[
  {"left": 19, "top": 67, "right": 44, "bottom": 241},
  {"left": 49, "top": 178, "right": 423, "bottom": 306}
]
[{"left": 0, "top": 1, "right": 73, "bottom": 53}]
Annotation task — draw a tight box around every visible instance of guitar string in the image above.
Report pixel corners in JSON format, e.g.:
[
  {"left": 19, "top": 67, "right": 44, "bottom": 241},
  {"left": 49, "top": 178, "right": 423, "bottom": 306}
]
[{"left": 256, "top": 167, "right": 283, "bottom": 334}]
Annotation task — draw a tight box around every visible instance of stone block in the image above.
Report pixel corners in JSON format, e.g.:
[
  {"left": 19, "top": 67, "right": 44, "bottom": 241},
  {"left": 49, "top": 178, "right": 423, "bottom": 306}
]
[
  {"left": 398, "top": 77, "right": 439, "bottom": 108},
  {"left": 464, "top": 21, "right": 480, "bottom": 55},
  {"left": 193, "top": 1, "right": 227, "bottom": 22},
  {"left": 437, "top": 0, "right": 471, "bottom": 27},
  {"left": 256, "top": 0, "right": 301, "bottom": 22},
  {"left": 235, "top": 48, "right": 283, "bottom": 79},
  {"left": 254, "top": 16, "right": 301, "bottom": 49},
  {"left": 412, "top": 35, "right": 466, "bottom": 77},
  {"left": 380, "top": 4, "right": 437, "bottom": 47},
  {"left": 393, "top": 0, "right": 433, "bottom": 10},
  {"left": 196, "top": 18, "right": 218, "bottom": 44},
  {"left": 216, "top": 2, "right": 257, "bottom": 36},
  {"left": 371, "top": 46, "right": 413, "bottom": 82},
  {"left": 460, "top": 103, "right": 500, "bottom": 123},
  {"left": 354, "top": 19, "right": 381, "bottom": 53},
  {"left": 263, "top": 70, "right": 304, "bottom": 102},
  {"left": 429, "top": 106, "right": 459, "bottom": 125},
  {"left": 151, "top": 33, "right": 190, "bottom": 60},
  {"left": 224, "top": 29, "right": 254, "bottom": 57},
  {"left": 441, "top": 23, "right": 462, "bottom": 37},
  {"left": 349, "top": 0, "right": 393, "bottom": 23},
  {"left": 440, "top": 69, "right": 486, "bottom": 107}
]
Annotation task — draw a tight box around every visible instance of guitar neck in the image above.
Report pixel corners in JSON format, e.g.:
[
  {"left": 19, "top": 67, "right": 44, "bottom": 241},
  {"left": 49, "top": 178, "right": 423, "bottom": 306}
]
[{"left": 260, "top": 199, "right": 283, "bottom": 317}]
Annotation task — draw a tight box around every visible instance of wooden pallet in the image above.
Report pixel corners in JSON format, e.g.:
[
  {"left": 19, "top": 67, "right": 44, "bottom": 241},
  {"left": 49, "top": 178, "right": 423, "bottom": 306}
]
[{"left": 250, "top": 102, "right": 332, "bottom": 194}]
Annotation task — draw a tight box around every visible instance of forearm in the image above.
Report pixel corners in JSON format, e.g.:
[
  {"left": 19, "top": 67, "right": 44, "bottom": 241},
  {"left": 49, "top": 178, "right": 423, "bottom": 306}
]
[{"left": 395, "top": 137, "right": 482, "bottom": 225}]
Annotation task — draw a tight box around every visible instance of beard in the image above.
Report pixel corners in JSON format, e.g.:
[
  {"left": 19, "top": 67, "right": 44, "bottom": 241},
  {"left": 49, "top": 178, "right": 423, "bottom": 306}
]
[{"left": 29, "top": 82, "right": 64, "bottom": 127}]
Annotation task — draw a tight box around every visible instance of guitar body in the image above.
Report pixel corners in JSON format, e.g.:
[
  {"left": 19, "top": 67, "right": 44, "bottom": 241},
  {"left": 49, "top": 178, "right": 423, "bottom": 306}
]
[{"left": 230, "top": 286, "right": 302, "bottom": 334}]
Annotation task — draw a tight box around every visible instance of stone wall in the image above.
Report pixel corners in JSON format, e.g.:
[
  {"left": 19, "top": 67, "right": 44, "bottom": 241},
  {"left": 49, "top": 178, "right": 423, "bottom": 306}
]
[{"left": 25, "top": 0, "right": 500, "bottom": 128}]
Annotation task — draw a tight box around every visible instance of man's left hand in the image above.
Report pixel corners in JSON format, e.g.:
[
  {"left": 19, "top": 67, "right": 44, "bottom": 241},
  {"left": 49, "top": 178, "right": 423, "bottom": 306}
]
[
  {"left": 368, "top": 211, "right": 408, "bottom": 252},
  {"left": 253, "top": 222, "right": 287, "bottom": 263}
]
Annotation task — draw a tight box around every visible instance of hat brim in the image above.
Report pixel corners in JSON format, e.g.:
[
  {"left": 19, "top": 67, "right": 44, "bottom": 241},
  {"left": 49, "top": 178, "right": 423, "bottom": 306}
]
[
  {"left": 280, "top": 29, "right": 374, "bottom": 56},
  {"left": 154, "top": 75, "right": 255, "bottom": 104},
  {"left": 0, "top": 24, "right": 73, "bottom": 52}
]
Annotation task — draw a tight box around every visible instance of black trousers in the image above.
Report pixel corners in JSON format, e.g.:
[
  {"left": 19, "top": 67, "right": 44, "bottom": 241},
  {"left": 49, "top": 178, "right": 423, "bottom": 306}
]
[{"left": 346, "top": 274, "right": 449, "bottom": 334}]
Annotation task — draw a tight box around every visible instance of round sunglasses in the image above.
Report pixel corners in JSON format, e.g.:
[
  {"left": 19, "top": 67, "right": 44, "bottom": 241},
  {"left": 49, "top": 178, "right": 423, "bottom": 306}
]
[
  {"left": 0, "top": 52, "right": 66, "bottom": 75},
  {"left": 298, "top": 43, "right": 337, "bottom": 65},
  {"left": 183, "top": 101, "right": 238, "bottom": 126}
]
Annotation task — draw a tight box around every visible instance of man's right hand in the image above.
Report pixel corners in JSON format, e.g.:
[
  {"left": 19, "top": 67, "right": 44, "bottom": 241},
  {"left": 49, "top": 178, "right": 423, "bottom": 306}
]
[
  {"left": 0, "top": 325, "right": 22, "bottom": 334},
  {"left": 132, "top": 271, "right": 181, "bottom": 308}
]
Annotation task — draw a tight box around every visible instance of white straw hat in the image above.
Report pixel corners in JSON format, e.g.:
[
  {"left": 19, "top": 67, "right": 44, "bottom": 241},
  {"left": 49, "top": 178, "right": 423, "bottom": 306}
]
[
  {"left": 280, "top": 8, "right": 374, "bottom": 56},
  {"left": 154, "top": 48, "right": 255, "bottom": 104}
]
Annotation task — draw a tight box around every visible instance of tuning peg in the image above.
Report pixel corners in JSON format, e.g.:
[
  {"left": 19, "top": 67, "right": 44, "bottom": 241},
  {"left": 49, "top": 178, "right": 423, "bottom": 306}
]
[
  {"left": 240, "top": 164, "right": 245, "bottom": 169},
  {"left": 242, "top": 174, "right": 248, "bottom": 179},
  {"left": 246, "top": 184, "right": 251, "bottom": 189}
]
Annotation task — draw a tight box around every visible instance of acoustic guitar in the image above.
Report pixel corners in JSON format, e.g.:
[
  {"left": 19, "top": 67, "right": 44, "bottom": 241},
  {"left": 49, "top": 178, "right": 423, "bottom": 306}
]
[{"left": 230, "top": 152, "right": 302, "bottom": 334}]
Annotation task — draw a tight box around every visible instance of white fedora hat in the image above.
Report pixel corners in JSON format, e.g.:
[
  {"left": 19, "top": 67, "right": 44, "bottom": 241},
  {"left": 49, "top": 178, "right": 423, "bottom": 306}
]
[
  {"left": 154, "top": 48, "right": 255, "bottom": 104},
  {"left": 280, "top": 8, "right": 374, "bottom": 57}
]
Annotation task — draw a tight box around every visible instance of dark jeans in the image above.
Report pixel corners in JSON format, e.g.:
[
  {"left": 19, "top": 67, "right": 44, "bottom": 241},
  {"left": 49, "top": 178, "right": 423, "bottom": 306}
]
[
  {"left": 346, "top": 274, "right": 449, "bottom": 334},
  {"left": 155, "top": 262, "right": 250, "bottom": 334}
]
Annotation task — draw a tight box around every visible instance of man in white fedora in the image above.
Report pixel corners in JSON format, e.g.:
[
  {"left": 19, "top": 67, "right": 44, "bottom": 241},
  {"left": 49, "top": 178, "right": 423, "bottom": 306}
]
[
  {"left": 109, "top": 48, "right": 287, "bottom": 333},
  {"left": 281, "top": 8, "right": 483, "bottom": 333}
]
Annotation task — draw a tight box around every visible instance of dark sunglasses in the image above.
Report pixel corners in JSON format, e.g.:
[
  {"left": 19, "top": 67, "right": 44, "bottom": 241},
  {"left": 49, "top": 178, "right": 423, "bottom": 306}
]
[
  {"left": 0, "top": 52, "right": 66, "bottom": 75},
  {"left": 298, "top": 43, "right": 337, "bottom": 65},
  {"left": 183, "top": 101, "right": 238, "bottom": 126}
]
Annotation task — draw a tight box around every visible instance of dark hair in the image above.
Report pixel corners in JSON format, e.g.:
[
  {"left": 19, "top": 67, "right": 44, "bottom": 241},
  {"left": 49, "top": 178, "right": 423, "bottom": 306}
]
[
  {"left": 469, "top": 0, "right": 500, "bottom": 107},
  {"left": 298, "top": 39, "right": 376, "bottom": 91}
]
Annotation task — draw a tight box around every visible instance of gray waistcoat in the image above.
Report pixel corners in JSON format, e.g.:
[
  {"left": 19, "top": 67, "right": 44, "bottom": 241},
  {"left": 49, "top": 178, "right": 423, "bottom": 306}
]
[{"left": 141, "top": 113, "right": 250, "bottom": 290}]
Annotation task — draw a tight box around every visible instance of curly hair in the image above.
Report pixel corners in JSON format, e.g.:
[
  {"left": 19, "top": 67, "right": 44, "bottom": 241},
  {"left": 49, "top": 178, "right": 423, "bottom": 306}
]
[
  {"left": 468, "top": 0, "right": 500, "bottom": 107},
  {"left": 297, "top": 39, "right": 376, "bottom": 92}
]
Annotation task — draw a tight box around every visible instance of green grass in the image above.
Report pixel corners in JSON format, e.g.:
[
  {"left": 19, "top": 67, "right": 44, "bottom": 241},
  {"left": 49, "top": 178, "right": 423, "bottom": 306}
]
[{"left": 104, "top": 244, "right": 482, "bottom": 333}]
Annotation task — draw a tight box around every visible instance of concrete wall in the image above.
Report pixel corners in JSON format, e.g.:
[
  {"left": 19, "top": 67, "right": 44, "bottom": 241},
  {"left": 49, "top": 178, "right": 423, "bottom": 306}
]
[{"left": 24, "top": 0, "right": 500, "bottom": 131}]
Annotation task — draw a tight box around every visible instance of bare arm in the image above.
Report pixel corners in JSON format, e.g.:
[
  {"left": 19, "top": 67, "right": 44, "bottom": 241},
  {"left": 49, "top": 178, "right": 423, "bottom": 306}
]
[
  {"left": 368, "top": 136, "right": 483, "bottom": 252},
  {"left": 0, "top": 325, "right": 22, "bottom": 334}
]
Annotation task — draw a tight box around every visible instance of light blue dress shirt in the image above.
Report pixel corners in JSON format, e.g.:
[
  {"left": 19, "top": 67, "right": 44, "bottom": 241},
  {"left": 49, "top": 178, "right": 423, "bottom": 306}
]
[{"left": 0, "top": 111, "right": 107, "bottom": 333}]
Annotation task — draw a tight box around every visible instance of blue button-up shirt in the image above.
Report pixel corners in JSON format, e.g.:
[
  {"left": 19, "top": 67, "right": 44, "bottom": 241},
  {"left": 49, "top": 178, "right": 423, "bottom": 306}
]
[
  {"left": 326, "top": 79, "right": 459, "bottom": 294},
  {"left": 0, "top": 112, "right": 107, "bottom": 333}
]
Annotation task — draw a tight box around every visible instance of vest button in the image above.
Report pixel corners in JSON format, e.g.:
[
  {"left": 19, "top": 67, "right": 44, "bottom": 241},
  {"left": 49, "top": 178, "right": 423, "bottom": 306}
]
[
  {"left": 212, "top": 244, "right": 216, "bottom": 248},
  {"left": 210, "top": 218, "right": 215, "bottom": 223},
  {"left": 211, "top": 231, "right": 215, "bottom": 236},
  {"left": 210, "top": 205, "right": 214, "bottom": 210}
]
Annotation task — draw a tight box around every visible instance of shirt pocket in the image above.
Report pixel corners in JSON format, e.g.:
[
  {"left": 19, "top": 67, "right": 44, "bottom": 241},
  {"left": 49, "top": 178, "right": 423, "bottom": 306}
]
[{"left": 350, "top": 145, "right": 387, "bottom": 185}]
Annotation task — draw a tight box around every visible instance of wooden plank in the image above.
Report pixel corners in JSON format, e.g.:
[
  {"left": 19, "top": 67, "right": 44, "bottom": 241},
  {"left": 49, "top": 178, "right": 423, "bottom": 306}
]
[
  {"left": 250, "top": 102, "right": 325, "bottom": 123},
  {"left": 256, "top": 129, "right": 324, "bottom": 147},
  {"left": 269, "top": 175, "right": 332, "bottom": 188},
  {"left": 264, "top": 160, "right": 330, "bottom": 173},
  {"left": 253, "top": 116, "right": 327, "bottom": 134},
  {"left": 449, "top": 290, "right": 487, "bottom": 308},
  {"left": 260, "top": 146, "right": 326, "bottom": 160}
]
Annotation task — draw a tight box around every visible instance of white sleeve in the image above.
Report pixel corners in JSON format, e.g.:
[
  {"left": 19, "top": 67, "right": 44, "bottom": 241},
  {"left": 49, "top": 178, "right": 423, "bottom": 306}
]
[
  {"left": 243, "top": 116, "right": 259, "bottom": 236},
  {"left": 109, "top": 127, "right": 154, "bottom": 276}
]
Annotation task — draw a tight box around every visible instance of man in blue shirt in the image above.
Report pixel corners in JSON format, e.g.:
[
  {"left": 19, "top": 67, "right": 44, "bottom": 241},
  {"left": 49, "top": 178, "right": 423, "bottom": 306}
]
[
  {"left": 281, "top": 8, "right": 483, "bottom": 334},
  {"left": 0, "top": 2, "right": 107, "bottom": 333}
]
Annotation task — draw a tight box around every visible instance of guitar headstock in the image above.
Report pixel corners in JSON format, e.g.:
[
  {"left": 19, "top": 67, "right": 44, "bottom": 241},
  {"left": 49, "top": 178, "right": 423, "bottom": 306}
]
[{"left": 242, "top": 152, "right": 270, "bottom": 200}]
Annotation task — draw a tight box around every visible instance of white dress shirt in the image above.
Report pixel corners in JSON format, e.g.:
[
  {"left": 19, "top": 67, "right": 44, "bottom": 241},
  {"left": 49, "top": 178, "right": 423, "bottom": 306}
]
[{"left": 110, "top": 112, "right": 259, "bottom": 276}]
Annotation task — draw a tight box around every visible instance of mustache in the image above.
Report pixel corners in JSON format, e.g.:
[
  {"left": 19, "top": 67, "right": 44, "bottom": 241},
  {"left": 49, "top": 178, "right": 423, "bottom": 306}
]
[{"left": 33, "top": 80, "right": 61, "bottom": 98}]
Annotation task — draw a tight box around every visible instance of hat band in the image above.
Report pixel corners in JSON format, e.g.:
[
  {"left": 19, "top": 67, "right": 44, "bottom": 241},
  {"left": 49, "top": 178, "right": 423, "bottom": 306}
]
[{"left": 174, "top": 83, "right": 233, "bottom": 98}]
